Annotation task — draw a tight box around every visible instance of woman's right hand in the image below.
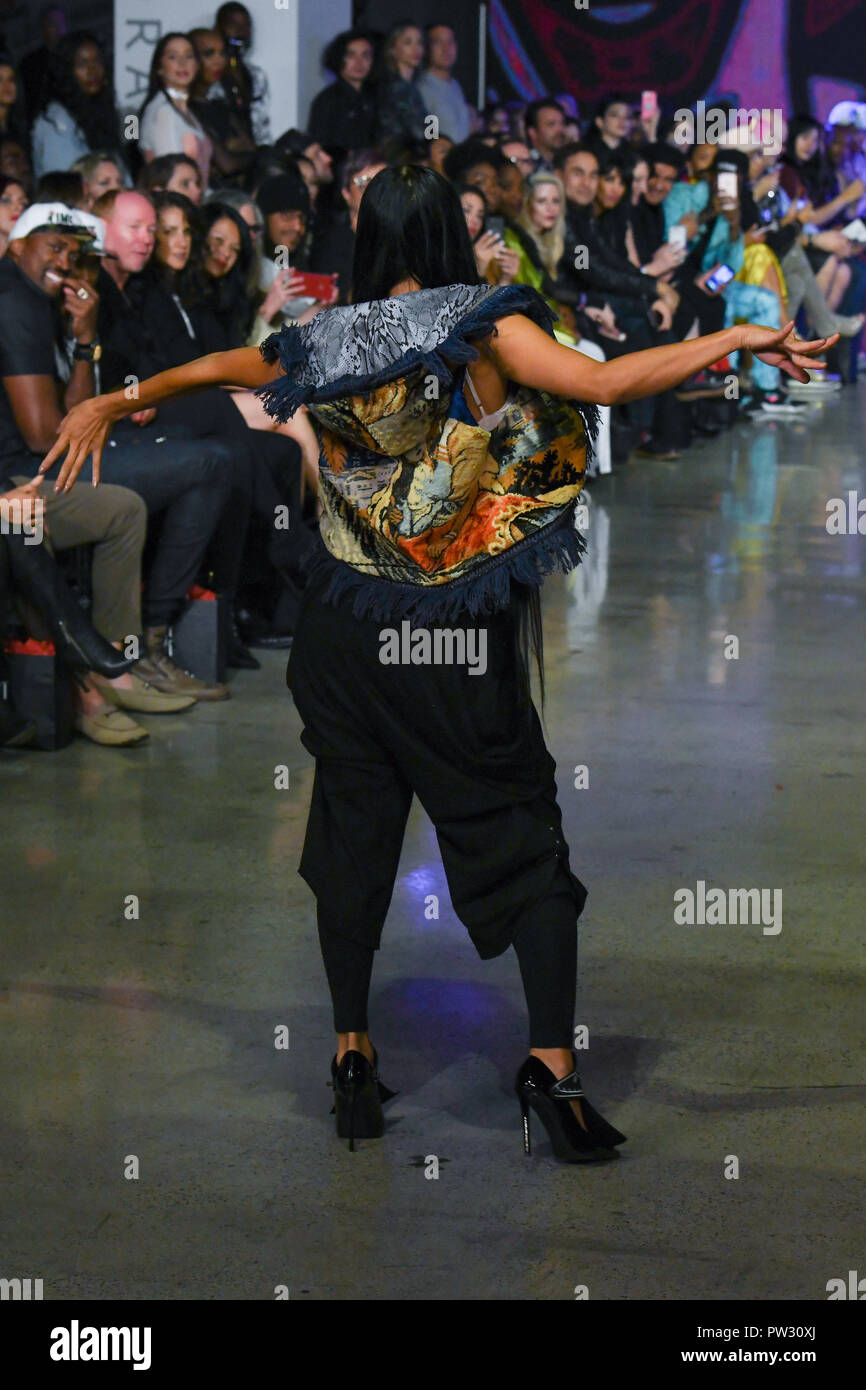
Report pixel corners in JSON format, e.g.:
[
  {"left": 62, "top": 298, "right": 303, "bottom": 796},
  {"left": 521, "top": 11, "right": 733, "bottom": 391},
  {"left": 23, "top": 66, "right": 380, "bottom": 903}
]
[
  {"left": 261, "top": 269, "right": 307, "bottom": 322},
  {"left": 37, "top": 396, "right": 119, "bottom": 493},
  {"left": 473, "top": 230, "right": 504, "bottom": 276}
]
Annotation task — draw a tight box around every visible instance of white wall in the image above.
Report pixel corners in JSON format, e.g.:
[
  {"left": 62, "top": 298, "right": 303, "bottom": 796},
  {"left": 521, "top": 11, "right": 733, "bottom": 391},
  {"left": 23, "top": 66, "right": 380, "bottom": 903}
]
[{"left": 114, "top": 0, "right": 351, "bottom": 139}]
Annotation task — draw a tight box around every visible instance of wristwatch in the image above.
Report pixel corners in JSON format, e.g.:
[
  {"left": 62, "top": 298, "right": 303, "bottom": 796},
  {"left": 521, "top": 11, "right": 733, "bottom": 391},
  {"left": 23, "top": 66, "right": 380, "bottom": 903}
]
[{"left": 72, "top": 340, "right": 102, "bottom": 362}]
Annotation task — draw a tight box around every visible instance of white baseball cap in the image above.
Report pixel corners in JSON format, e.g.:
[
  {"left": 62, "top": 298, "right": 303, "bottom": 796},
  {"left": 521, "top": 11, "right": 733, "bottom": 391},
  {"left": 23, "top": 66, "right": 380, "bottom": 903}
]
[
  {"left": 826, "top": 101, "right": 866, "bottom": 130},
  {"left": 7, "top": 202, "right": 104, "bottom": 250}
]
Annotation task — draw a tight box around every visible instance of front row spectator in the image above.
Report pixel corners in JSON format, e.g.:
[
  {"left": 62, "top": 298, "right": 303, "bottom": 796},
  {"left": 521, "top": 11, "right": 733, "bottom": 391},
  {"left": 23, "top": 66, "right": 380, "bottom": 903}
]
[
  {"left": 0, "top": 202, "right": 235, "bottom": 704},
  {"left": 0, "top": 206, "right": 215, "bottom": 744}
]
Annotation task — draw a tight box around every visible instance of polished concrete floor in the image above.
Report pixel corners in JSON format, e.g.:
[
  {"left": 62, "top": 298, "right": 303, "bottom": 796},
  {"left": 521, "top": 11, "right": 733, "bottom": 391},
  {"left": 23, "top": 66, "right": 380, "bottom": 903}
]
[{"left": 2, "top": 387, "right": 864, "bottom": 1301}]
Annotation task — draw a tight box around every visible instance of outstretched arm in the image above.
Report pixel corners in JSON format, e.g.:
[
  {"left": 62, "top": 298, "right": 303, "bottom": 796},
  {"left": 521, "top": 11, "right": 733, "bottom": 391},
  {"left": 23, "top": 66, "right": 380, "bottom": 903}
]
[
  {"left": 38, "top": 346, "right": 280, "bottom": 493},
  {"left": 488, "top": 315, "right": 838, "bottom": 407}
]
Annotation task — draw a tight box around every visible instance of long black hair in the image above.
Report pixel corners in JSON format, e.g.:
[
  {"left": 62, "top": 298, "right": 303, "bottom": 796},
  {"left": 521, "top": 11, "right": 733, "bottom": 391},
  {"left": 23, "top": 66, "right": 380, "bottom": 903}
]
[
  {"left": 41, "top": 32, "right": 121, "bottom": 154},
  {"left": 351, "top": 163, "right": 479, "bottom": 303},
  {"left": 351, "top": 163, "right": 549, "bottom": 709},
  {"left": 782, "top": 114, "right": 834, "bottom": 204},
  {"left": 189, "top": 199, "right": 253, "bottom": 344}
]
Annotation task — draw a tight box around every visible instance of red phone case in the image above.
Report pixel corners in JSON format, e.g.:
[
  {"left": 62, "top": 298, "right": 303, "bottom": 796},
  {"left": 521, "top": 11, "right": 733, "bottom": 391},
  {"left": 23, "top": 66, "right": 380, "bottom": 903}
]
[{"left": 294, "top": 271, "right": 337, "bottom": 300}]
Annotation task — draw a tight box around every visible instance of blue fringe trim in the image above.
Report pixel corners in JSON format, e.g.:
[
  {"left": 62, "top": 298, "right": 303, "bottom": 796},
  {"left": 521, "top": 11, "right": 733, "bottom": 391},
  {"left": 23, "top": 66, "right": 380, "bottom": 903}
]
[
  {"left": 301, "top": 504, "right": 588, "bottom": 624},
  {"left": 255, "top": 283, "right": 600, "bottom": 457}
]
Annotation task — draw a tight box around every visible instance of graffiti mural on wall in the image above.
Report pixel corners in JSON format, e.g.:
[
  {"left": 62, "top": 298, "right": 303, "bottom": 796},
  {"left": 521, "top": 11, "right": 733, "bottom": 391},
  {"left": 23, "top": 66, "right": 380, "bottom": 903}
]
[{"left": 488, "top": 0, "right": 864, "bottom": 120}]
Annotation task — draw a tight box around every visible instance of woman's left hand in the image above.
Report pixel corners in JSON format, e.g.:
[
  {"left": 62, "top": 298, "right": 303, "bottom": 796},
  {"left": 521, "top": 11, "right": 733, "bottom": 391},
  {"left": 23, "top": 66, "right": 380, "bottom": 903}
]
[{"left": 741, "top": 320, "right": 840, "bottom": 381}]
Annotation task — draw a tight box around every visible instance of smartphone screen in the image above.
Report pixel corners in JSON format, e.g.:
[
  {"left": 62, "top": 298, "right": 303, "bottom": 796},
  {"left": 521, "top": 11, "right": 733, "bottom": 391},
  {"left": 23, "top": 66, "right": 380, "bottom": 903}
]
[
  {"left": 717, "top": 171, "right": 738, "bottom": 200},
  {"left": 705, "top": 263, "right": 735, "bottom": 292},
  {"left": 641, "top": 90, "right": 658, "bottom": 121},
  {"left": 668, "top": 225, "right": 687, "bottom": 251}
]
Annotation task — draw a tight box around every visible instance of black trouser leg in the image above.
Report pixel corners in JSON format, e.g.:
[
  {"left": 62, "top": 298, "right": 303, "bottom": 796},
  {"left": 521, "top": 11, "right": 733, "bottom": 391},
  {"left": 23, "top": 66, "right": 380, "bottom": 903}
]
[
  {"left": 511, "top": 879, "right": 579, "bottom": 1048},
  {"left": 318, "top": 917, "right": 376, "bottom": 1033}
]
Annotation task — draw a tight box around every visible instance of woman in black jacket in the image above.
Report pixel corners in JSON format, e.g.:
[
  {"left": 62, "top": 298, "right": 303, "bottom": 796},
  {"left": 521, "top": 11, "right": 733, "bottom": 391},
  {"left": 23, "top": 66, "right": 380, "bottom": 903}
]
[{"left": 308, "top": 29, "right": 377, "bottom": 159}]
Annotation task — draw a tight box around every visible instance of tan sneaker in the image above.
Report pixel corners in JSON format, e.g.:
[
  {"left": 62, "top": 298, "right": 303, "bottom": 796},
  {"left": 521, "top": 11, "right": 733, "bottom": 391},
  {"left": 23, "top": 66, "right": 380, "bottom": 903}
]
[
  {"left": 138, "top": 626, "right": 231, "bottom": 702},
  {"left": 75, "top": 703, "right": 149, "bottom": 746},
  {"left": 91, "top": 670, "right": 197, "bottom": 714}
]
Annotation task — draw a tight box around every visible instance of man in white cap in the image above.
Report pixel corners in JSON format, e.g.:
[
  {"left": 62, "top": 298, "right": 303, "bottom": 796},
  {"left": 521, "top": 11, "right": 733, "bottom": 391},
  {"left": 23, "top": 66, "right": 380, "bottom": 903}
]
[{"left": 1, "top": 202, "right": 235, "bottom": 710}]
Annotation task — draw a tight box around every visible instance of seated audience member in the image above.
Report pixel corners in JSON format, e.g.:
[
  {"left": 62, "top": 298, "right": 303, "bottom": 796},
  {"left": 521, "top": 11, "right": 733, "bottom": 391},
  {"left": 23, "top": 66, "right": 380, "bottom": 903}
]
[
  {"left": 497, "top": 156, "right": 526, "bottom": 223},
  {"left": 213, "top": 2, "right": 272, "bottom": 146},
  {"left": 193, "top": 198, "right": 258, "bottom": 346},
  {"left": 138, "top": 152, "right": 204, "bottom": 205},
  {"left": 0, "top": 53, "right": 29, "bottom": 154},
  {"left": 139, "top": 33, "right": 212, "bottom": 186},
  {"left": 97, "top": 189, "right": 311, "bottom": 658},
  {"left": 308, "top": 29, "right": 377, "bottom": 156},
  {"left": 501, "top": 139, "right": 534, "bottom": 177},
  {"left": 375, "top": 22, "right": 426, "bottom": 144},
  {"left": 0, "top": 135, "right": 31, "bottom": 189},
  {"left": 31, "top": 31, "right": 125, "bottom": 181},
  {"left": 72, "top": 150, "right": 124, "bottom": 209},
  {"left": 188, "top": 26, "right": 255, "bottom": 186},
  {"left": 524, "top": 98, "right": 567, "bottom": 172},
  {"left": 274, "top": 131, "right": 334, "bottom": 192},
  {"left": 308, "top": 147, "right": 385, "bottom": 304},
  {"left": 417, "top": 23, "right": 471, "bottom": 143},
  {"left": 0, "top": 174, "right": 27, "bottom": 254},
  {"left": 457, "top": 183, "right": 518, "bottom": 285},
  {"left": 427, "top": 136, "right": 453, "bottom": 174},
  {"left": 554, "top": 143, "right": 689, "bottom": 457},
  {"left": 203, "top": 183, "right": 263, "bottom": 298},
  {"left": 0, "top": 475, "right": 160, "bottom": 749},
  {"left": 553, "top": 143, "right": 676, "bottom": 324},
  {"left": 34, "top": 170, "right": 85, "bottom": 206},
  {"left": 747, "top": 143, "right": 862, "bottom": 339},
  {"left": 824, "top": 102, "right": 866, "bottom": 217},
  {"left": 0, "top": 203, "right": 230, "bottom": 717},
  {"left": 585, "top": 95, "right": 632, "bottom": 163},
  {"left": 781, "top": 115, "right": 865, "bottom": 320},
  {"left": 53, "top": 190, "right": 238, "bottom": 696},
  {"left": 696, "top": 150, "right": 790, "bottom": 409},
  {"left": 481, "top": 103, "right": 511, "bottom": 139},
  {"left": 443, "top": 139, "right": 506, "bottom": 215}
]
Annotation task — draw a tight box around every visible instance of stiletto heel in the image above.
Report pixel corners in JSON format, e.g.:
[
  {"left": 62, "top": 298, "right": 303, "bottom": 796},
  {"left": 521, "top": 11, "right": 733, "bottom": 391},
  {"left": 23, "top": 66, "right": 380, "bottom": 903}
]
[
  {"left": 329, "top": 1047, "right": 396, "bottom": 1151},
  {"left": 4, "top": 534, "right": 134, "bottom": 679},
  {"left": 520, "top": 1094, "right": 531, "bottom": 1155},
  {"left": 515, "top": 1055, "right": 624, "bottom": 1163}
]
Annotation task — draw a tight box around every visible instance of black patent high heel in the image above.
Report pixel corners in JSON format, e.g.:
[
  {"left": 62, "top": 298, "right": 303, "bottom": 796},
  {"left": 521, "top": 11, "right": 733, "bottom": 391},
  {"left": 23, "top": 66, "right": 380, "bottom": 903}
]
[
  {"left": 329, "top": 1048, "right": 397, "bottom": 1152},
  {"left": 4, "top": 532, "right": 133, "bottom": 679},
  {"left": 515, "top": 1055, "right": 625, "bottom": 1163}
]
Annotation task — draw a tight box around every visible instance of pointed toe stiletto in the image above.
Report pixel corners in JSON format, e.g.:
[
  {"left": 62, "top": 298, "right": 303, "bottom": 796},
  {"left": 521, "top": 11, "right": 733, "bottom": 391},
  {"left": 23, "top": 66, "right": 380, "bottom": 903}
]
[
  {"left": 329, "top": 1048, "right": 397, "bottom": 1151},
  {"left": 515, "top": 1055, "right": 625, "bottom": 1163}
]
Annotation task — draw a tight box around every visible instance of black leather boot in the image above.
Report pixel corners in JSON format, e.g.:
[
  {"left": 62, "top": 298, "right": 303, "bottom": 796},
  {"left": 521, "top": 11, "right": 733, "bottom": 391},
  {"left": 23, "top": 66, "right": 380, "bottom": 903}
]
[{"left": 4, "top": 532, "right": 133, "bottom": 679}]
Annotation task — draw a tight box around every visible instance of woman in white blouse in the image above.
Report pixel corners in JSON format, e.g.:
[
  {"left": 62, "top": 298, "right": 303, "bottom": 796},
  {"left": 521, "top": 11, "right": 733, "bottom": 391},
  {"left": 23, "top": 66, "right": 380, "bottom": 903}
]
[{"left": 139, "top": 33, "right": 213, "bottom": 187}]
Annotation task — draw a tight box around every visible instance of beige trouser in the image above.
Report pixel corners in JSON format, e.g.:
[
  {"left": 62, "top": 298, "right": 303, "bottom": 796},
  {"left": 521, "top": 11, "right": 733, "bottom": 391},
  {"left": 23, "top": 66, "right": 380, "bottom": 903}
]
[{"left": 10, "top": 478, "right": 147, "bottom": 642}]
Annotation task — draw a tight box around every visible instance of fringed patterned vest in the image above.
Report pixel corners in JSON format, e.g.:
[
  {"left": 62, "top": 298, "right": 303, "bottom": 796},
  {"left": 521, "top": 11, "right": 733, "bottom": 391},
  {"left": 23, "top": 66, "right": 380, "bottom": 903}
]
[{"left": 257, "top": 282, "right": 598, "bottom": 622}]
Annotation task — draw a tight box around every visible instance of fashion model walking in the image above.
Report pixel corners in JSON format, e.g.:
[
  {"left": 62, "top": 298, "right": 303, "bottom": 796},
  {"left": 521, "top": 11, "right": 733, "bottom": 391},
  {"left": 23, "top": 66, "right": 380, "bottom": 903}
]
[{"left": 39, "top": 166, "right": 835, "bottom": 1162}]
